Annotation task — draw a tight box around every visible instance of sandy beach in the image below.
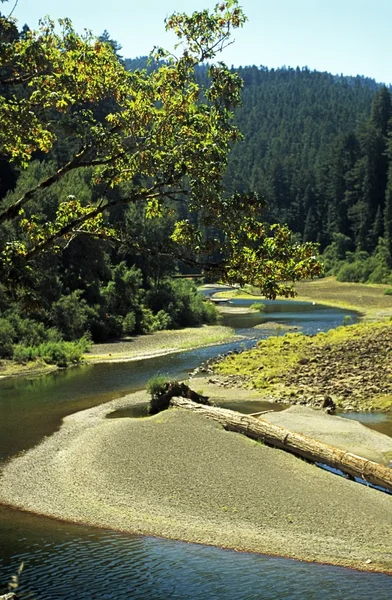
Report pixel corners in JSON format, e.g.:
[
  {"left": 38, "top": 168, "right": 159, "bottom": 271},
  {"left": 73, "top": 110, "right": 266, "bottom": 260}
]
[{"left": 1, "top": 389, "right": 392, "bottom": 574}]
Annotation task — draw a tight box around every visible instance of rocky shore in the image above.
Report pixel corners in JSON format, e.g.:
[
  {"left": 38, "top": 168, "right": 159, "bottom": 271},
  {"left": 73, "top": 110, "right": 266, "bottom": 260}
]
[{"left": 203, "top": 321, "right": 392, "bottom": 412}]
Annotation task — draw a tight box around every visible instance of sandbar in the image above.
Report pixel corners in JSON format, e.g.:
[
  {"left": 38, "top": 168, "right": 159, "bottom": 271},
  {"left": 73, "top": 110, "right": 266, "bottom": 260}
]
[{"left": 1, "top": 390, "right": 392, "bottom": 574}]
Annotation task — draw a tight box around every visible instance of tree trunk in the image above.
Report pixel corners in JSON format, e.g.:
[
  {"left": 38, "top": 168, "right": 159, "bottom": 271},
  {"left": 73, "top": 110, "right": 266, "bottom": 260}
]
[{"left": 170, "top": 397, "right": 392, "bottom": 493}]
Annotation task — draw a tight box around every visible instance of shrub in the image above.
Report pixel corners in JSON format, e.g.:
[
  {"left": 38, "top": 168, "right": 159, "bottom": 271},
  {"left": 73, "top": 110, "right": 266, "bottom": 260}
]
[
  {"left": 6, "top": 313, "right": 49, "bottom": 347},
  {"left": 12, "top": 345, "right": 38, "bottom": 363},
  {"left": 146, "top": 375, "right": 172, "bottom": 398},
  {"left": 250, "top": 302, "right": 265, "bottom": 312},
  {"left": 150, "top": 310, "right": 172, "bottom": 332},
  {"left": 335, "top": 261, "right": 370, "bottom": 283},
  {"left": 0, "top": 318, "right": 16, "bottom": 358},
  {"left": 36, "top": 337, "right": 91, "bottom": 367},
  {"left": 122, "top": 311, "right": 136, "bottom": 335},
  {"left": 50, "top": 290, "right": 90, "bottom": 340},
  {"left": 139, "top": 306, "right": 156, "bottom": 333},
  {"left": 384, "top": 288, "right": 392, "bottom": 296}
]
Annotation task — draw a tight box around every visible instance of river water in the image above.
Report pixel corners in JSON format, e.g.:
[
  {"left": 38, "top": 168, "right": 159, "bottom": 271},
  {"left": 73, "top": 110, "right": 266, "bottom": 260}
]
[{"left": 1, "top": 298, "right": 392, "bottom": 598}]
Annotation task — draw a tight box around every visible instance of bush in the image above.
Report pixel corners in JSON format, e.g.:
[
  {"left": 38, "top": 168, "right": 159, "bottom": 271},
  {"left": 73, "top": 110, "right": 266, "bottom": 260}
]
[
  {"left": 384, "top": 288, "right": 392, "bottom": 296},
  {"left": 50, "top": 291, "right": 91, "bottom": 340},
  {"left": 33, "top": 337, "right": 91, "bottom": 367},
  {"left": 122, "top": 311, "right": 136, "bottom": 335},
  {"left": 250, "top": 302, "right": 265, "bottom": 312},
  {"left": 146, "top": 375, "right": 172, "bottom": 398},
  {"left": 0, "top": 318, "right": 16, "bottom": 358},
  {"left": 150, "top": 310, "right": 172, "bottom": 332},
  {"left": 145, "top": 279, "right": 218, "bottom": 329},
  {"left": 6, "top": 313, "right": 49, "bottom": 347},
  {"left": 335, "top": 261, "right": 371, "bottom": 283},
  {"left": 13, "top": 345, "right": 38, "bottom": 363}
]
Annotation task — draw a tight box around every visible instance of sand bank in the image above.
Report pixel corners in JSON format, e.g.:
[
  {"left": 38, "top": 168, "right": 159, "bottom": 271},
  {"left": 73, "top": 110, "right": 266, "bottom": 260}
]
[{"left": 1, "top": 391, "right": 392, "bottom": 574}]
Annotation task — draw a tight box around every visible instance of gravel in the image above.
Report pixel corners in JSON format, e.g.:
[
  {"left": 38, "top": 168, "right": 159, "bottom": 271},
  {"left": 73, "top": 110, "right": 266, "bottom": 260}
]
[{"left": 1, "top": 391, "right": 392, "bottom": 574}]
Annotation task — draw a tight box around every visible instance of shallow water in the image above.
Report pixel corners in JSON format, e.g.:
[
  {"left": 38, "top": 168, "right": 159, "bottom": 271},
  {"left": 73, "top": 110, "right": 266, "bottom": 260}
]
[
  {"left": 340, "top": 411, "right": 392, "bottom": 438},
  {"left": 1, "top": 298, "right": 392, "bottom": 597},
  {"left": 1, "top": 510, "right": 392, "bottom": 600}
]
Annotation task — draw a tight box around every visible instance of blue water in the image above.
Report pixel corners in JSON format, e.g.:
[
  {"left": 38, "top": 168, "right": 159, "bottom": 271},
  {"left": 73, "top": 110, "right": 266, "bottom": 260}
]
[
  {"left": 1, "top": 297, "right": 391, "bottom": 597},
  {"left": 1, "top": 510, "right": 391, "bottom": 599}
]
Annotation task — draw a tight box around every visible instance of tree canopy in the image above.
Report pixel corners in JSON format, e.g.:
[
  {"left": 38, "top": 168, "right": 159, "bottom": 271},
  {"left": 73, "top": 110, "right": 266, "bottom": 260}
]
[{"left": 0, "top": 1, "right": 322, "bottom": 298}]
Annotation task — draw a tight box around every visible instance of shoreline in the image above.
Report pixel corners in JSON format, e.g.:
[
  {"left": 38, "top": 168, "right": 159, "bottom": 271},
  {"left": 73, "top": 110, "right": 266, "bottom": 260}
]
[
  {"left": 213, "top": 277, "right": 392, "bottom": 321},
  {"left": 1, "top": 390, "right": 392, "bottom": 575},
  {"left": 0, "top": 325, "right": 241, "bottom": 379}
]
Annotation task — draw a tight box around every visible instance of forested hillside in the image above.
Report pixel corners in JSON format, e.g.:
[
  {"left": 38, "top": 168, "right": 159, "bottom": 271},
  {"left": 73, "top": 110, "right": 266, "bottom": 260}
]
[
  {"left": 1, "top": 2, "right": 391, "bottom": 366},
  {"left": 127, "top": 59, "right": 392, "bottom": 284},
  {"left": 224, "top": 65, "right": 392, "bottom": 283}
]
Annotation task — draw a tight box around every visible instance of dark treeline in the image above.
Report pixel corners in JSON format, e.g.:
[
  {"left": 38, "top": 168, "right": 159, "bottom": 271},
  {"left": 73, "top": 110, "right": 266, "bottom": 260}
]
[{"left": 223, "top": 65, "right": 392, "bottom": 283}]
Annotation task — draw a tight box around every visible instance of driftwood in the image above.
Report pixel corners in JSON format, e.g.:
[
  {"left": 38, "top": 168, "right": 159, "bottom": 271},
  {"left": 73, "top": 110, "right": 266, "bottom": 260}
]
[{"left": 170, "top": 397, "right": 392, "bottom": 493}]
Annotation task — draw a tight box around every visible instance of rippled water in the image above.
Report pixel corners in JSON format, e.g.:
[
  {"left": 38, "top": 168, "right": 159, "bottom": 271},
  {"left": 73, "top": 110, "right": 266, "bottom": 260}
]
[
  {"left": 1, "top": 298, "right": 392, "bottom": 598},
  {"left": 1, "top": 508, "right": 392, "bottom": 600}
]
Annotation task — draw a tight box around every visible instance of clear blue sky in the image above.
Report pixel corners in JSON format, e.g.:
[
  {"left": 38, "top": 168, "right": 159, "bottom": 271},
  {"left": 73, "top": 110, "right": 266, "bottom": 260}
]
[{"left": 8, "top": 0, "right": 392, "bottom": 85}]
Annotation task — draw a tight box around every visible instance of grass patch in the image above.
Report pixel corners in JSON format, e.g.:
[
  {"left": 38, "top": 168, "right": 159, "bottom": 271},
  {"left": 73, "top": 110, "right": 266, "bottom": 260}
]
[
  {"left": 250, "top": 302, "right": 266, "bottom": 312},
  {"left": 0, "top": 358, "right": 57, "bottom": 378},
  {"left": 213, "top": 290, "right": 262, "bottom": 300},
  {"left": 293, "top": 277, "right": 392, "bottom": 316},
  {"left": 214, "top": 320, "right": 392, "bottom": 410},
  {"left": 215, "top": 330, "right": 310, "bottom": 385}
]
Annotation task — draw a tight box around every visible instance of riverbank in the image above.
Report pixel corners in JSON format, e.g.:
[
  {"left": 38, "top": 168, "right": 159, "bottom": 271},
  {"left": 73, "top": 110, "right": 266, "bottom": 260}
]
[
  {"left": 0, "top": 325, "right": 240, "bottom": 379},
  {"left": 1, "top": 390, "right": 391, "bottom": 574},
  {"left": 214, "top": 277, "right": 392, "bottom": 320},
  {"left": 208, "top": 278, "right": 392, "bottom": 411},
  {"left": 86, "top": 325, "right": 240, "bottom": 363},
  {"left": 209, "top": 320, "right": 392, "bottom": 411}
]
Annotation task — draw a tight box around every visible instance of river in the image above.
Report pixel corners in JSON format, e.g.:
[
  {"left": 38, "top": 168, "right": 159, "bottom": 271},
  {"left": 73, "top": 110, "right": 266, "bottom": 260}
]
[{"left": 1, "top": 297, "right": 392, "bottom": 599}]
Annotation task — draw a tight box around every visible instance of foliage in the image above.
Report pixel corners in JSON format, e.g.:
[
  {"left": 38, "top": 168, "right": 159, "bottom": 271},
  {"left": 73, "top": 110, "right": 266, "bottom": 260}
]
[
  {"left": 36, "top": 338, "right": 90, "bottom": 366},
  {"left": 250, "top": 302, "right": 265, "bottom": 312},
  {"left": 50, "top": 290, "right": 92, "bottom": 341},
  {"left": 0, "top": 2, "right": 321, "bottom": 298},
  {"left": 12, "top": 337, "right": 90, "bottom": 366},
  {"left": 325, "top": 238, "right": 392, "bottom": 284},
  {"left": 146, "top": 375, "right": 172, "bottom": 399},
  {"left": 122, "top": 311, "right": 136, "bottom": 335}
]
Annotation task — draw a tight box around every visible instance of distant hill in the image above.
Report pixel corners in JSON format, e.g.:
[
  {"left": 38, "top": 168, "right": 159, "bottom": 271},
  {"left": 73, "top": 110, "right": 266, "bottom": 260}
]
[{"left": 126, "top": 58, "right": 392, "bottom": 258}]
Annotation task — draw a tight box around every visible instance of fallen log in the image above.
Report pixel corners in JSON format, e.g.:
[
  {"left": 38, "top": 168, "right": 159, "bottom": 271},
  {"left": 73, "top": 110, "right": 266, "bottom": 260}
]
[{"left": 170, "top": 397, "right": 392, "bottom": 493}]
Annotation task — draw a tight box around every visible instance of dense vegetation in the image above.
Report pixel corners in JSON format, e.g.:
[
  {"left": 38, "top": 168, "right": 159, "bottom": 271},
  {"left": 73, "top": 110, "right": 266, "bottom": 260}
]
[
  {"left": 4, "top": 1, "right": 392, "bottom": 365},
  {"left": 0, "top": 2, "right": 322, "bottom": 363},
  {"left": 224, "top": 66, "right": 392, "bottom": 284}
]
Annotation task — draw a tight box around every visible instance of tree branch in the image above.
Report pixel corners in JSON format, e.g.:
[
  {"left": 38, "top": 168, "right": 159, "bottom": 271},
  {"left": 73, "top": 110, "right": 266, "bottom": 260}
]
[
  {"left": 0, "top": 148, "right": 125, "bottom": 225},
  {"left": 8, "top": 0, "right": 18, "bottom": 18},
  {"left": 22, "top": 187, "right": 172, "bottom": 260}
]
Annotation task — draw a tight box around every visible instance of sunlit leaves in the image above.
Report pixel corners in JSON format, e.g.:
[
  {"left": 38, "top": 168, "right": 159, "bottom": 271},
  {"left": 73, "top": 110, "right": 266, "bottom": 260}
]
[{"left": 0, "top": 1, "right": 322, "bottom": 293}]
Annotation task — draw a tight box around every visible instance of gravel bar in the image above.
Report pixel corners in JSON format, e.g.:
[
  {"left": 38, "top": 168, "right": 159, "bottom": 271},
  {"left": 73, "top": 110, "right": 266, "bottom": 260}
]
[{"left": 1, "top": 391, "right": 392, "bottom": 574}]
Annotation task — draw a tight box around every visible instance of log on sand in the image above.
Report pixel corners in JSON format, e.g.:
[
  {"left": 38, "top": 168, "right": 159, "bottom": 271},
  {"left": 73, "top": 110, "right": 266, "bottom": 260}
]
[{"left": 170, "top": 397, "right": 392, "bottom": 493}]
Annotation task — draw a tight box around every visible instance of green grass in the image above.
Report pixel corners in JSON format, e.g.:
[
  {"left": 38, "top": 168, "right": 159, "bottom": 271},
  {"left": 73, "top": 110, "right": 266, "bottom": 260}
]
[
  {"left": 215, "top": 321, "right": 392, "bottom": 397},
  {"left": 213, "top": 277, "right": 392, "bottom": 318}
]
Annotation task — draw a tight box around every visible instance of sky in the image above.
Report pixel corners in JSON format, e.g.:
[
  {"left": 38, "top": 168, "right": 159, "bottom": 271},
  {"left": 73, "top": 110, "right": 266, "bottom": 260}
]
[{"left": 7, "top": 0, "right": 392, "bottom": 85}]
